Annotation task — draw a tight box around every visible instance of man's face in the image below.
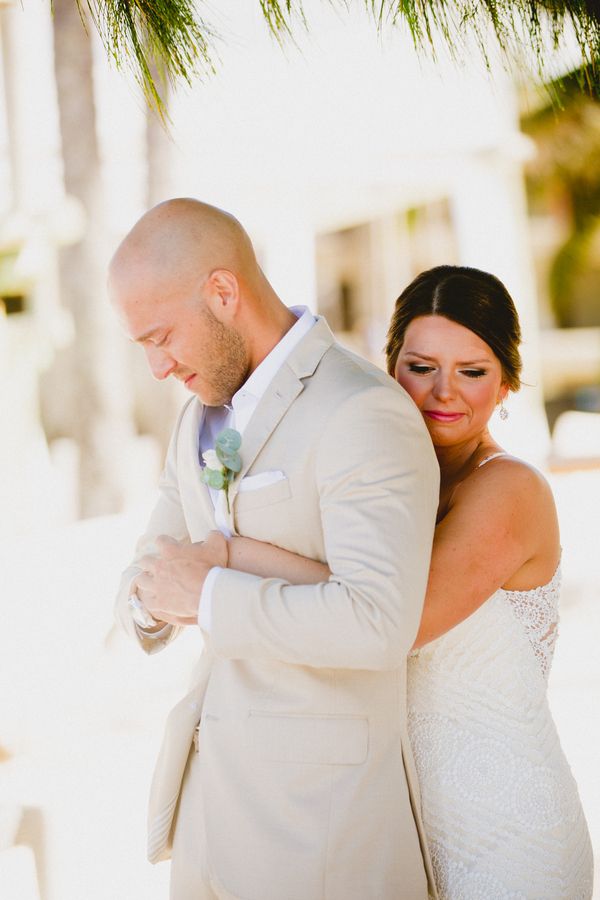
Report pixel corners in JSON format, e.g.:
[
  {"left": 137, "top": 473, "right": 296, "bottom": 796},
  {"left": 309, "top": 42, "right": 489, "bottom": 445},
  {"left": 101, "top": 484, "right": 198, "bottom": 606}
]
[{"left": 112, "top": 272, "right": 249, "bottom": 407}]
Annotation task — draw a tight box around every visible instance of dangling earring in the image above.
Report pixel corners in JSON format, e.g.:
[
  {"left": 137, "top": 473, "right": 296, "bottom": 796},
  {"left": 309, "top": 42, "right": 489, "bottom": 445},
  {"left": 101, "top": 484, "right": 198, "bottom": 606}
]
[{"left": 499, "top": 398, "right": 509, "bottom": 421}]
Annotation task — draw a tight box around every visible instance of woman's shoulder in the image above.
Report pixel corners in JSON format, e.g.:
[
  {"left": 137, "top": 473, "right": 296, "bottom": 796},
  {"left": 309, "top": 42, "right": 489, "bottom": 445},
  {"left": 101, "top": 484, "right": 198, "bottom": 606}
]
[
  {"left": 474, "top": 452, "right": 551, "bottom": 489},
  {"left": 446, "top": 453, "right": 560, "bottom": 588},
  {"left": 451, "top": 452, "right": 556, "bottom": 518}
]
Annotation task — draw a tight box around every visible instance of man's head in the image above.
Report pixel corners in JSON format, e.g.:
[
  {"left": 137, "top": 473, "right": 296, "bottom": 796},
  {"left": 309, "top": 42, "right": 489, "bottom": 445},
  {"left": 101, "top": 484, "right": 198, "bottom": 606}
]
[{"left": 109, "top": 198, "right": 276, "bottom": 406}]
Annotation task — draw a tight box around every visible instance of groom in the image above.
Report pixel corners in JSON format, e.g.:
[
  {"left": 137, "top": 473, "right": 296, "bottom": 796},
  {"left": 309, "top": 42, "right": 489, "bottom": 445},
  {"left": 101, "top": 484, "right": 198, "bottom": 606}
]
[{"left": 110, "top": 199, "right": 439, "bottom": 900}]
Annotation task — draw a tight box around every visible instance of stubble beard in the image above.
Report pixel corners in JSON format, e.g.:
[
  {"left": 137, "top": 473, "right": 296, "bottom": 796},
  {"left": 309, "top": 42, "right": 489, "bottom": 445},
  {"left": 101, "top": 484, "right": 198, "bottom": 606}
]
[{"left": 201, "top": 307, "right": 249, "bottom": 407}]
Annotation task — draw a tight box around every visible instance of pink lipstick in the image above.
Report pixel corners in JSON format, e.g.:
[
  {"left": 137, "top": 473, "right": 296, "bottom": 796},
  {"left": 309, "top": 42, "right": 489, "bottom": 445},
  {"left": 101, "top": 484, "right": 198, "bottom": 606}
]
[{"left": 424, "top": 410, "right": 465, "bottom": 423}]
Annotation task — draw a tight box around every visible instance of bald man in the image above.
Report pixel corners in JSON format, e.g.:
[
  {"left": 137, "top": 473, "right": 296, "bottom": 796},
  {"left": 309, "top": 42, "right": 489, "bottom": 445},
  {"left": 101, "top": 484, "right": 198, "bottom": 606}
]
[{"left": 110, "top": 199, "right": 439, "bottom": 900}]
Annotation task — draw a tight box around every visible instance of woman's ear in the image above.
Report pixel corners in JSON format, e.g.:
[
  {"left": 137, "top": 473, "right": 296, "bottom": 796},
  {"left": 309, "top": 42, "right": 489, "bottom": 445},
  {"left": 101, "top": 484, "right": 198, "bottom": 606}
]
[
  {"left": 498, "top": 383, "right": 509, "bottom": 404},
  {"left": 203, "top": 269, "right": 240, "bottom": 322}
]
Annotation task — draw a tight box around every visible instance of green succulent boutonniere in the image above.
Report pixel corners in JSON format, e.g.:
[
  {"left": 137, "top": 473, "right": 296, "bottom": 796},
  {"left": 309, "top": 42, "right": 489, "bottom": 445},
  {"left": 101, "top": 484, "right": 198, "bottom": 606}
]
[{"left": 200, "top": 428, "right": 242, "bottom": 513}]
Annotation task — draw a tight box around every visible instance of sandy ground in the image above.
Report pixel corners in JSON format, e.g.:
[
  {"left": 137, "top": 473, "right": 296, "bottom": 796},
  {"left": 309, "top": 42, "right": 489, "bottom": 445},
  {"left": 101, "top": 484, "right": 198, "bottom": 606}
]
[{"left": 0, "top": 469, "right": 598, "bottom": 899}]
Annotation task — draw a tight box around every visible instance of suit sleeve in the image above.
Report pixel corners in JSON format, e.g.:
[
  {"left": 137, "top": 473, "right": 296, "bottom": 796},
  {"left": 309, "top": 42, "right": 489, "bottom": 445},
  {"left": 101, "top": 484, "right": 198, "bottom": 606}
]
[
  {"left": 114, "top": 401, "right": 193, "bottom": 654},
  {"left": 208, "top": 385, "right": 439, "bottom": 670}
]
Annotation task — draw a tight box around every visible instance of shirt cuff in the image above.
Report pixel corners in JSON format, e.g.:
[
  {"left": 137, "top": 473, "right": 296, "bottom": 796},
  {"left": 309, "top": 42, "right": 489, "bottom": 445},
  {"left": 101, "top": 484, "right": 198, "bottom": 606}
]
[
  {"left": 135, "top": 621, "right": 172, "bottom": 640},
  {"left": 198, "top": 566, "right": 224, "bottom": 633}
]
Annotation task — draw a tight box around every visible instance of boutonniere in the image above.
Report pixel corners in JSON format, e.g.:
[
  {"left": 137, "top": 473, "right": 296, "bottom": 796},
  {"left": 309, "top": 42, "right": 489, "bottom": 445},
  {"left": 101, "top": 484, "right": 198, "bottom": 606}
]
[{"left": 200, "top": 428, "right": 242, "bottom": 513}]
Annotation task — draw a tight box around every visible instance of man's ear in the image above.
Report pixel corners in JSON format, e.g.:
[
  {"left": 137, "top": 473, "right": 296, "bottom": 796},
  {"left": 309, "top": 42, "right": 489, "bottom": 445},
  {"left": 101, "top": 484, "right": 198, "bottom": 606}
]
[{"left": 203, "top": 269, "right": 240, "bottom": 322}]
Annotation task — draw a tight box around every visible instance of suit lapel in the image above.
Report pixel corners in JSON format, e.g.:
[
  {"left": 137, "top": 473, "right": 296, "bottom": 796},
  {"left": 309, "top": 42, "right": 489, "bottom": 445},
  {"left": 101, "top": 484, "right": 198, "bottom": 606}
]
[
  {"left": 226, "top": 317, "right": 335, "bottom": 532},
  {"left": 233, "top": 365, "right": 304, "bottom": 486}
]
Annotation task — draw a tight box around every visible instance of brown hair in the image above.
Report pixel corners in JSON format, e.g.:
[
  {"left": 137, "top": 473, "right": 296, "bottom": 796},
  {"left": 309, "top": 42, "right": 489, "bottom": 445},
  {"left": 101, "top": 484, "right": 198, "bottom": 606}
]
[{"left": 385, "top": 265, "right": 522, "bottom": 391}]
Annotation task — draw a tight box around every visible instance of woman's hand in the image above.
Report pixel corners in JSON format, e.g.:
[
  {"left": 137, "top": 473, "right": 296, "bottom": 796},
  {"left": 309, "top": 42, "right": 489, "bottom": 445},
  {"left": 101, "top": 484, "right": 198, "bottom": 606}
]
[{"left": 196, "top": 530, "right": 230, "bottom": 569}]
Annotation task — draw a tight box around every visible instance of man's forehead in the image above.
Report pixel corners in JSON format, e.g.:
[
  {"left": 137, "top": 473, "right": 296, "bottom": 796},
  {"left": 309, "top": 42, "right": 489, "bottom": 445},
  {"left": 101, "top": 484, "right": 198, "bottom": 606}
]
[
  {"left": 109, "top": 245, "right": 157, "bottom": 290},
  {"left": 110, "top": 280, "right": 166, "bottom": 337}
]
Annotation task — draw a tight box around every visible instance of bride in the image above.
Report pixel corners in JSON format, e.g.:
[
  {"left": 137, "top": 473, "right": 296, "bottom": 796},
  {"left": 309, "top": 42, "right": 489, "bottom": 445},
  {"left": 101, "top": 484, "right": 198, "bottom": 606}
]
[{"left": 193, "top": 265, "right": 594, "bottom": 898}]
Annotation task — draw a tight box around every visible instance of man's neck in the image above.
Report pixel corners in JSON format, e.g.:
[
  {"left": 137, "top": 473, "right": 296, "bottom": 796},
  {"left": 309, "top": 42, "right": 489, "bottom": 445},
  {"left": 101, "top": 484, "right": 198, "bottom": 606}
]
[{"left": 246, "top": 305, "right": 298, "bottom": 375}]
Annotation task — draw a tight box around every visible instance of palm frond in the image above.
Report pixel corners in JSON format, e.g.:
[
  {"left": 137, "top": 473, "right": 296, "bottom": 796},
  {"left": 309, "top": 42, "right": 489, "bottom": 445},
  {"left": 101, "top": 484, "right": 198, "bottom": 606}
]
[
  {"left": 79, "top": 0, "right": 216, "bottom": 119},
  {"left": 384, "top": 1, "right": 599, "bottom": 90},
  {"left": 259, "top": 0, "right": 307, "bottom": 39},
  {"left": 76, "top": 0, "right": 600, "bottom": 117}
]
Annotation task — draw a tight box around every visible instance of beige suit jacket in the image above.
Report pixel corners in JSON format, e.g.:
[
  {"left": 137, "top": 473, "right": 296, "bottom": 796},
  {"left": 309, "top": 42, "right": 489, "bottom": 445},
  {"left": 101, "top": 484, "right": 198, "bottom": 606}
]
[{"left": 115, "top": 318, "right": 440, "bottom": 900}]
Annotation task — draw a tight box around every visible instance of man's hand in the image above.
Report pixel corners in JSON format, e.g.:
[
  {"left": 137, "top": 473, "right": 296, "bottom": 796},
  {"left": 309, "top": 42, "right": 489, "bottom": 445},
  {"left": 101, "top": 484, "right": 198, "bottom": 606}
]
[{"left": 134, "top": 533, "right": 228, "bottom": 626}]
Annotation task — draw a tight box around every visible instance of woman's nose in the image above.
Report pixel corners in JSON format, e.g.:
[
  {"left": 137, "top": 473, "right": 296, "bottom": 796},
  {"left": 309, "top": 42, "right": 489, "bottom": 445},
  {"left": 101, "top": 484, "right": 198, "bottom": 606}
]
[
  {"left": 431, "top": 371, "right": 455, "bottom": 401},
  {"left": 146, "top": 344, "right": 176, "bottom": 381}
]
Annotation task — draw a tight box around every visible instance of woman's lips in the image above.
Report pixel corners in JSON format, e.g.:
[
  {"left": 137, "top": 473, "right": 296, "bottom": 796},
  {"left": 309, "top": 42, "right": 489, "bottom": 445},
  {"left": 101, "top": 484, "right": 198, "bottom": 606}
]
[{"left": 423, "top": 410, "right": 465, "bottom": 422}]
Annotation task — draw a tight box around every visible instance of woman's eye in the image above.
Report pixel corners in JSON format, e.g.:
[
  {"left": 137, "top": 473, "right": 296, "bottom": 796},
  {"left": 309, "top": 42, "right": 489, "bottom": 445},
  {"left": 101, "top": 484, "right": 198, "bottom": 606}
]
[
  {"left": 408, "top": 364, "right": 434, "bottom": 374},
  {"left": 461, "top": 369, "right": 486, "bottom": 378}
]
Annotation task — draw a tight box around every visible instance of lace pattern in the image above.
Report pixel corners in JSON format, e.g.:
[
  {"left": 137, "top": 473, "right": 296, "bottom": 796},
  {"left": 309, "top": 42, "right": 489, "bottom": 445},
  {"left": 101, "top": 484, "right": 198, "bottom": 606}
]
[
  {"left": 407, "top": 571, "right": 594, "bottom": 899},
  {"left": 500, "top": 568, "right": 560, "bottom": 680}
]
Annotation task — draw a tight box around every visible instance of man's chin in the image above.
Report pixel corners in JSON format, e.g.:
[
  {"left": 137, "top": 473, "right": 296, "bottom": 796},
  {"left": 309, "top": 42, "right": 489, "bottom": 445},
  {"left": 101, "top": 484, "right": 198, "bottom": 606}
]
[
  {"left": 192, "top": 386, "right": 233, "bottom": 408},
  {"left": 181, "top": 374, "right": 236, "bottom": 407}
]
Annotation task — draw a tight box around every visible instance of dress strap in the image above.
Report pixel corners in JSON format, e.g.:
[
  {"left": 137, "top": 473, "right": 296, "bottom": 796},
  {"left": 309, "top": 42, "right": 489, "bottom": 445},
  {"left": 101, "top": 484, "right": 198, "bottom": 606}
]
[{"left": 478, "top": 451, "right": 508, "bottom": 468}]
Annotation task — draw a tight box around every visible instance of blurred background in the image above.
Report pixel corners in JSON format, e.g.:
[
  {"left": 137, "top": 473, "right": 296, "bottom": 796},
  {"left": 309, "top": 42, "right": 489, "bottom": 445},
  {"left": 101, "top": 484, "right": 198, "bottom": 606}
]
[{"left": 0, "top": 1, "right": 598, "bottom": 897}]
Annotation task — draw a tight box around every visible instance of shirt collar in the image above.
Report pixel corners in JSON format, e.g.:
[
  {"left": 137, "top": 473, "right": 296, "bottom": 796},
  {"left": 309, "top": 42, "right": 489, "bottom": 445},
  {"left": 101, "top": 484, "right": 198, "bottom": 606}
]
[{"left": 231, "top": 306, "right": 315, "bottom": 414}]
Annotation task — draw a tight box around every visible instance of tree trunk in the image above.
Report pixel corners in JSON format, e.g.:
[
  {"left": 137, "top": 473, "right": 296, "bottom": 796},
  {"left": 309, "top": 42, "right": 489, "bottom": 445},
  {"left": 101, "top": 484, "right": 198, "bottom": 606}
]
[
  {"left": 130, "top": 78, "right": 181, "bottom": 453},
  {"left": 52, "top": 0, "right": 133, "bottom": 516}
]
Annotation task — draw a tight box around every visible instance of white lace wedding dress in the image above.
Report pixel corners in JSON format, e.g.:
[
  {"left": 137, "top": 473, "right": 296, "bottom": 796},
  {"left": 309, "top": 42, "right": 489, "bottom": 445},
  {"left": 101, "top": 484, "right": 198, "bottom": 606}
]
[{"left": 408, "top": 564, "right": 594, "bottom": 899}]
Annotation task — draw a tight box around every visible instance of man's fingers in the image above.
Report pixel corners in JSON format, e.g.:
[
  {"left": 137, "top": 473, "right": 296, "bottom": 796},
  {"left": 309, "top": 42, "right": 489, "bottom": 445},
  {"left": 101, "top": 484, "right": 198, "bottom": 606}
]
[
  {"left": 134, "top": 583, "right": 155, "bottom": 604},
  {"left": 145, "top": 606, "right": 197, "bottom": 627},
  {"left": 144, "top": 599, "right": 163, "bottom": 619},
  {"left": 138, "top": 554, "right": 158, "bottom": 574},
  {"left": 135, "top": 571, "right": 157, "bottom": 592},
  {"left": 156, "top": 534, "right": 181, "bottom": 556}
]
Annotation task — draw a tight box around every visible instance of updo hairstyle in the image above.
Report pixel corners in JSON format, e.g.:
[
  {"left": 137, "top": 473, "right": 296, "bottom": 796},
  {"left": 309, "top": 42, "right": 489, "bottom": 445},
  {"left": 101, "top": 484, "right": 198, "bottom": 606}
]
[{"left": 385, "top": 265, "right": 522, "bottom": 391}]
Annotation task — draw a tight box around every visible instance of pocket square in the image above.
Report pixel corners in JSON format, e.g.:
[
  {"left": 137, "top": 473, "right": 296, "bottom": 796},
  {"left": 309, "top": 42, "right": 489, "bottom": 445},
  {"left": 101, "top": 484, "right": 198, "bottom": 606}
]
[{"left": 238, "top": 471, "right": 286, "bottom": 493}]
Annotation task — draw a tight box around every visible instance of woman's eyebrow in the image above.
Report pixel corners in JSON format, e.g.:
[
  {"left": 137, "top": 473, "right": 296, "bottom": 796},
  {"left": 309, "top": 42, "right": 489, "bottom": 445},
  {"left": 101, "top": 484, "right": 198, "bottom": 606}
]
[{"left": 403, "top": 350, "right": 491, "bottom": 365}]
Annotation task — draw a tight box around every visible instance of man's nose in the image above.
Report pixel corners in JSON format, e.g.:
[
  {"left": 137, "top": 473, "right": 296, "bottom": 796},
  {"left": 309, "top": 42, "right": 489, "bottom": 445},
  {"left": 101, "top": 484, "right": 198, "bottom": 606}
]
[{"left": 145, "top": 345, "right": 176, "bottom": 381}]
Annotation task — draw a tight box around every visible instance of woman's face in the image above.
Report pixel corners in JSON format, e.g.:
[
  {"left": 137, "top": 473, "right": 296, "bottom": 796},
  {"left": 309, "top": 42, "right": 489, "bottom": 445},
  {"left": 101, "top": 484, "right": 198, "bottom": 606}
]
[{"left": 394, "top": 315, "right": 508, "bottom": 449}]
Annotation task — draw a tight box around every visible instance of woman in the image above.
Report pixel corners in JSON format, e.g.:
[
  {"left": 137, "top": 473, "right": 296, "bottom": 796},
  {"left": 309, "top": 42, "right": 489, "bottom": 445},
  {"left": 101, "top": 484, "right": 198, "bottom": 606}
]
[
  {"left": 201, "top": 265, "right": 594, "bottom": 898},
  {"left": 385, "top": 266, "right": 593, "bottom": 899}
]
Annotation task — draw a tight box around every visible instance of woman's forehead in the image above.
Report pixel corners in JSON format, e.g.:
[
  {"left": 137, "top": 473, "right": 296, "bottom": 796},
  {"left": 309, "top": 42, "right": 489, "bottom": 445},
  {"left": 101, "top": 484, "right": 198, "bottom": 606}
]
[{"left": 402, "top": 316, "right": 496, "bottom": 359}]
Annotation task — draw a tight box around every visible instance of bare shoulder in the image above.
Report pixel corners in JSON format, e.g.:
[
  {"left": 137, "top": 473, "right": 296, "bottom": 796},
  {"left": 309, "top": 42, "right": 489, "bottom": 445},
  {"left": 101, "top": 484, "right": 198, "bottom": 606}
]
[
  {"left": 446, "top": 455, "right": 560, "bottom": 585},
  {"left": 455, "top": 455, "right": 555, "bottom": 513},
  {"left": 482, "top": 456, "right": 553, "bottom": 493}
]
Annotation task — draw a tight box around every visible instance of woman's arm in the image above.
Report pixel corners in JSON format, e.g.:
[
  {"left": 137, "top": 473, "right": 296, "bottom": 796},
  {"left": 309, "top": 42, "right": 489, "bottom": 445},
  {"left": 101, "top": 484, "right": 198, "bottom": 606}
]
[
  {"left": 196, "top": 530, "right": 331, "bottom": 585},
  {"left": 198, "top": 457, "right": 559, "bottom": 653},
  {"left": 228, "top": 535, "right": 331, "bottom": 584},
  {"left": 412, "top": 458, "right": 561, "bottom": 649}
]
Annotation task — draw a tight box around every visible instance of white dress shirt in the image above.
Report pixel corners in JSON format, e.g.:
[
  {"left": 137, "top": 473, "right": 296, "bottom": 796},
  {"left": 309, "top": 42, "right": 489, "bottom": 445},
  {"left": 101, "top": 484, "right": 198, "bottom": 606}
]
[{"left": 198, "top": 306, "right": 316, "bottom": 631}]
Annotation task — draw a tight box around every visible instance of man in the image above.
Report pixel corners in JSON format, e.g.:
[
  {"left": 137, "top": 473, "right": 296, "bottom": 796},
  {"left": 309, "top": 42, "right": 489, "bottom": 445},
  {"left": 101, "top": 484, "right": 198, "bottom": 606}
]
[{"left": 110, "top": 199, "right": 439, "bottom": 900}]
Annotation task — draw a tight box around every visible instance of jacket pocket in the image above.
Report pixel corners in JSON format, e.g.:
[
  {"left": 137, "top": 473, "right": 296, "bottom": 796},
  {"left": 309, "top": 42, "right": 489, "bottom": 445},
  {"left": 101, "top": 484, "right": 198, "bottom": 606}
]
[
  {"left": 247, "top": 712, "right": 368, "bottom": 765},
  {"left": 233, "top": 476, "right": 291, "bottom": 511},
  {"left": 237, "top": 470, "right": 287, "bottom": 492}
]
